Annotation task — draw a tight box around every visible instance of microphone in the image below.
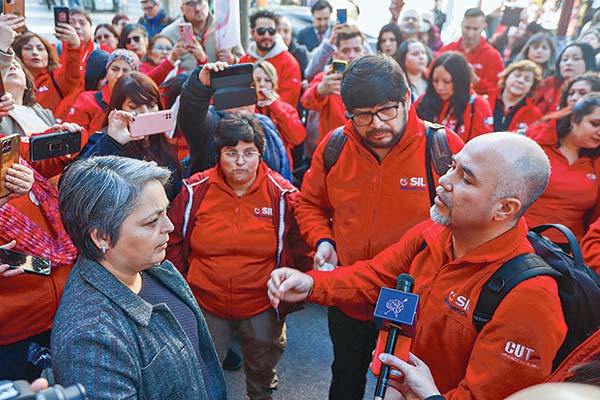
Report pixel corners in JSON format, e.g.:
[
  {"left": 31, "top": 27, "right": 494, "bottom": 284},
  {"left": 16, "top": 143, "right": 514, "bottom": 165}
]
[{"left": 371, "top": 274, "right": 419, "bottom": 400}]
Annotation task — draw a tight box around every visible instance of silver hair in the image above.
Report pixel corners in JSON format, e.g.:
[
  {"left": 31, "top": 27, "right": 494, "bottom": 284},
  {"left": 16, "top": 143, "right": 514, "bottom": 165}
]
[{"left": 58, "top": 156, "right": 171, "bottom": 262}]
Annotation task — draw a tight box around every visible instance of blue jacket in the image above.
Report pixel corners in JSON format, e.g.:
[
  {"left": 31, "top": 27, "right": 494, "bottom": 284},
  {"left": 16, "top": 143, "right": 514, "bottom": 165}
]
[
  {"left": 51, "top": 258, "right": 227, "bottom": 400},
  {"left": 137, "top": 9, "right": 173, "bottom": 39}
]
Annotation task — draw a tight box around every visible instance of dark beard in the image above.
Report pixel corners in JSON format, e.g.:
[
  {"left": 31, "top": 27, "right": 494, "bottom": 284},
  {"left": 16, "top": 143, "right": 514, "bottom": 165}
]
[{"left": 257, "top": 41, "right": 275, "bottom": 53}]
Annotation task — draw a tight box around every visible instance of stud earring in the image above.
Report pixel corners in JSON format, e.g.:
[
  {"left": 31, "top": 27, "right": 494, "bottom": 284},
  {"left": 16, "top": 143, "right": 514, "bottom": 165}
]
[{"left": 101, "top": 245, "right": 107, "bottom": 254}]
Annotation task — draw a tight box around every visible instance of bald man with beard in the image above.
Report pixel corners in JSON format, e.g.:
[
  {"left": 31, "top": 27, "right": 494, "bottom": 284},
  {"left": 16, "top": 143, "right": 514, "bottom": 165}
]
[{"left": 268, "top": 133, "right": 568, "bottom": 400}]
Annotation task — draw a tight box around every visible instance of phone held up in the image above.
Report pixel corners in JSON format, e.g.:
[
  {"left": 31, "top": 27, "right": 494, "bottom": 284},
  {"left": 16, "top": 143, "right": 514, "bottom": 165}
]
[
  {"left": 53, "top": 6, "right": 70, "bottom": 26},
  {"left": 0, "top": 248, "right": 52, "bottom": 276},
  {"left": 210, "top": 63, "right": 257, "bottom": 111},
  {"left": 336, "top": 8, "right": 347, "bottom": 25},
  {"left": 29, "top": 130, "right": 82, "bottom": 162},
  {"left": 179, "top": 22, "right": 194, "bottom": 44},
  {"left": 0, "top": 134, "right": 19, "bottom": 198},
  {"left": 129, "top": 110, "right": 176, "bottom": 138},
  {"left": 331, "top": 59, "right": 348, "bottom": 74}
]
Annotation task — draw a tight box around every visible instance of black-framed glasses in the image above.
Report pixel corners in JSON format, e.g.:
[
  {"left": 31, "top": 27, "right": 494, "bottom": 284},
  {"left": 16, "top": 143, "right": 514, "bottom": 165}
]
[
  {"left": 345, "top": 103, "right": 401, "bottom": 127},
  {"left": 255, "top": 27, "right": 277, "bottom": 36},
  {"left": 126, "top": 35, "right": 142, "bottom": 45}
]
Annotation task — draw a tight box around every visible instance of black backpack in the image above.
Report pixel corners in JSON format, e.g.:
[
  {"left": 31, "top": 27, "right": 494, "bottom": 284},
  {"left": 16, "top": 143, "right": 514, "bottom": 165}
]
[
  {"left": 474, "top": 224, "right": 600, "bottom": 369},
  {"left": 322, "top": 122, "right": 453, "bottom": 205}
]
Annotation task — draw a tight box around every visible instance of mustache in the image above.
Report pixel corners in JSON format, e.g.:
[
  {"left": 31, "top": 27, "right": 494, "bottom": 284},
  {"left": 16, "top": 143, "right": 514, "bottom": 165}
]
[
  {"left": 365, "top": 127, "right": 395, "bottom": 137},
  {"left": 436, "top": 186, "right": 452, "bottom": 206}
]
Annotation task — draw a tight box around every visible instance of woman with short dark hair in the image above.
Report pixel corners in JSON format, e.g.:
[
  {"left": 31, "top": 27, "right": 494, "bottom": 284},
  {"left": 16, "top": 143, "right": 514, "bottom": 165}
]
[
  {"left": 52, "top": 155, "right": 226, "bottom": 400},
  {"left": 415, "top": 51, "right": 493, "bottom": 142},
  {"left": 167, "top": 113, "right": 310, "bottom": 400}
]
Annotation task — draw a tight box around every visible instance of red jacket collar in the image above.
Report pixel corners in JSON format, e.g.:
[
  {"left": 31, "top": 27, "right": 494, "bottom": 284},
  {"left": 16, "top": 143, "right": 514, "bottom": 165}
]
[
  {"left": 423, "top": 217, "right": 533, "bottom": 266},
  {"left": 210, "top": 161, "right": 269, "bottom": 196}
]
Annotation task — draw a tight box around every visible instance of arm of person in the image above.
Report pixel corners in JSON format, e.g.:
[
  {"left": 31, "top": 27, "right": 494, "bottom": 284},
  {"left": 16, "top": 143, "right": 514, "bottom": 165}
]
[
  {"left": 177, "top": 64, "right": 221, "bottom": 165},
  {"left": 300, "top": 73, "right": 335, "bottom": 112},
  {"left": 268, "top": 99, "right": 307, "bottom": 147},
  {"left": 473, "top": 50, "right": 504, "bottom": 96},
  {"left": 52, "top": 322, "right": 138, "bottom": 400},
  {"left": 304, "top": 40, "right": 336, "bottom": 82},
  {"left": 54, "top": 24, "right": 83, "bottom": 99},
  {"left": 442, "top": 277, "right": 566, "bottom": 400},
  {"left": 268, "top": 221, "right": 423, "bottom": 308}
]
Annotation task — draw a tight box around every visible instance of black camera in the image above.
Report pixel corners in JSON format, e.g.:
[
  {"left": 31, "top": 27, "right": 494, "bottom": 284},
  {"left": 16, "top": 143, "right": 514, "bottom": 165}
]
[{"left": 0, "top": 380, "right": 86, "bottom": 400}]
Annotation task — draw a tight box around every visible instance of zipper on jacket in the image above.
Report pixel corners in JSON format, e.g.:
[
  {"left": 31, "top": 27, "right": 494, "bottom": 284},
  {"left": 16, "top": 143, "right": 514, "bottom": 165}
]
[{"left": 365, "top": 164, "right": 383, "bottom": 257}]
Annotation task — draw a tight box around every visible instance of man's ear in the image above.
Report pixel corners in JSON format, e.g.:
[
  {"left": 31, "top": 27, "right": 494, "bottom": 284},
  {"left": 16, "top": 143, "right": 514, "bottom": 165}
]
[
  {"left": 404, "top": 90, "right": 412, "bottom": 110},
  {"left": 494, "top": 197, "right": 521, "bottom": 222}
]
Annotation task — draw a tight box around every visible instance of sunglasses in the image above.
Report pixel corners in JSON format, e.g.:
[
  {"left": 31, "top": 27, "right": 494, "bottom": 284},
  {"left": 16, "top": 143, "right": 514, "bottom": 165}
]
[
  {"left": 255, "top": 27, "right": 276, "bottom": 36},
  {"left": 126, "top": 35, "right": 142, "bottom": 45},
  {"left": 95, "top": 33, "right": 113, "bottom": 41}
]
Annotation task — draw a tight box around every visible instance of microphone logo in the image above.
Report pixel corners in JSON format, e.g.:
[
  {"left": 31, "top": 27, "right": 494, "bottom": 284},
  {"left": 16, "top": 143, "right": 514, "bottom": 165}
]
[{"left": 384, "top": 298, "right": 409, "bottom": 318}]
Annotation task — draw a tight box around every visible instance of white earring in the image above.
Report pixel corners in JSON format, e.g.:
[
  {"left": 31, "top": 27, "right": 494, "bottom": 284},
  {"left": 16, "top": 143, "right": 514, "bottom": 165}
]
[{"left": 101, "top": 245, "right": 107, "bottom": 254}]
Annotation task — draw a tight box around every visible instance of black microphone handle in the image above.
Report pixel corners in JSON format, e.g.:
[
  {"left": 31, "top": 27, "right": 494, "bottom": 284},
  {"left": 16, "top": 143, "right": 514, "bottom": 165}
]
[{"left": 373, "top": 325, "right": 401, "bottom": 400}]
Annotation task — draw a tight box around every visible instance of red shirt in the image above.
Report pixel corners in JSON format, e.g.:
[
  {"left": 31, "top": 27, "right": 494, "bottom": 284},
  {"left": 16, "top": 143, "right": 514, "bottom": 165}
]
[
  {"left": 256, "top": 99, "right": 306, "bottom": 170},
  {"left": 301, "top": 71, "right": 347, "bottom": 144},
  {"left": 534, "top": 76, "right": 562, "bottom": 115},
  {"left": 437, "top": 38, "right": 504, "bottom": 96},
  {"left": 581, "top": 217, "right": 600, "bottom": 274},
  {"left": 526, "top": 125, "right": 600, "bottom": 242},
  {"left": 239, "top": 51, "right": 301, "bottom": 108},
  {"left": 487, "top": 89, "right": 543, "bottom": 132},
  {"left": 35, "top": 43, "right": 82, "bottom": 113},
  {"left": 309, "top": 219, "right": 567, "bottom": 399},
  {"left": 415, "top": 93, "right": 494, "bottom": 142},
  {"left": 65, "top": 84, "right": 110, "bottom": 134}
]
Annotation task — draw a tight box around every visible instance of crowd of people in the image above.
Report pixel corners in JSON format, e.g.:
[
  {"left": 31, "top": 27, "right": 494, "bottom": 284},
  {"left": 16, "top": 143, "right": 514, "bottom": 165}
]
[{"left": 1, "top": 0, "right": 600, "bottom": 399}]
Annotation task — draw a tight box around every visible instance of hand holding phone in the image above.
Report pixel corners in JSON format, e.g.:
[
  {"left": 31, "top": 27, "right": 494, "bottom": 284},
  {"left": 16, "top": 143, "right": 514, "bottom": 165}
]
[
  {"left": 0, "top": 247, "right": 51, "bottom": 276},
  {"left": 331, "top": 59, "right": 348, "bottom": 73},
  {"left": 3, "top": 0, "right": 25, "bottom": 33},
  {"left": 179, "top": 22, "right": 194, "bottom": 44},
  {"left": 0, "top": 134, "right": 20, "bottom": 198}
]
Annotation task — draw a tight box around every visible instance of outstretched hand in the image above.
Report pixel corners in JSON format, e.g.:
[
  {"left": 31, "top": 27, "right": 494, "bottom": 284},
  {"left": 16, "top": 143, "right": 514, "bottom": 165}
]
[{"left": 267, "top": 267, "right": 314, "bottom": 307}]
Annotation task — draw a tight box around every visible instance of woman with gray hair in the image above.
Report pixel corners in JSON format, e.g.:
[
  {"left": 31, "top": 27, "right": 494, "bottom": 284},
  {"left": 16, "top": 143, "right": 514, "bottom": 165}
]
[{"left": 51, "top": 155, "right": 226, "bottom": 400}]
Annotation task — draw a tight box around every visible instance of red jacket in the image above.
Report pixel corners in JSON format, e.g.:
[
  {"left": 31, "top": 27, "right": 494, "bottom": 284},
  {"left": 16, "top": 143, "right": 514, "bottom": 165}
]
[
  {"left": 35, "top": 43, "right": 82, "bottom": 113},
  {"left": 65, "top": 84, "right": 110, "bottom": 134},
  {"left": 546, "top": 325, "right": 600, "bottom": 382},
  {"left": 487, "top": 90, "right": 543, "bottom": 132},
  {"left": 295, "top": 107, "right": 464, "bottom": 321},
  {"left": 256, "top": 99, "right": 306, "bottom": 170},
  {"left": 526, "top": 125, "right": 600, "bottom": 242},
  {"left": 581, "top": 217, "right": 600, "bottom": 273},
  {"left": 437, "top": 38, "right": 504, "bottom": 96},
  {"left": 301, "top": 71, "right": 347, "bottom": 144},
  {"left": 308, "top": 219, "right": 567, "bottom": 399},
  {"left": 415, "top": 93, "right": 493, "bottom": 142},
  {"left": 239, "top": 51, "right": 301, "bottom": 107},
  {"left": 166, "top": 163, "right": 310, "bottom": 319},
  {"left": 0, "top": 176, "right": 75, "bottom": 345},
  {"left": 534, "top": 76, "right": 562, "bottom": 115},
  {"left": 140, "top": 57, "right": 177, "bottom": 86}
]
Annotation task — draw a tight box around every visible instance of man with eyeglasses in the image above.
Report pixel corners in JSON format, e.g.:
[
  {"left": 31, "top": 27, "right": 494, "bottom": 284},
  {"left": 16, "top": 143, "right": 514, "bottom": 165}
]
[
  {"left": 239, "top": 10, "right": 301, "bottom": 108},
  {"left": 138, "top": 0, "right": 173, "bottom": 40},
  {"left": 293, "top": 55, "right": 464, "bottom": 400},
  {"left": 301, "top": 25, "right": 366, "bottom": 145},
  {"left": 161, "top": 0, "right": 244, "bottom": 72}
]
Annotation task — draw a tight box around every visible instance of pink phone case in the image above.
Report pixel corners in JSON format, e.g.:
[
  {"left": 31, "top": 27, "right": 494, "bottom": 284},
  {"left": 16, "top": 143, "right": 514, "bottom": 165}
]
[
  {"left": 179, "top": 23, "right": 194, "bottom": 43},
  {"left": 129, "top": 110, "right": 175, "bottom": 138}
]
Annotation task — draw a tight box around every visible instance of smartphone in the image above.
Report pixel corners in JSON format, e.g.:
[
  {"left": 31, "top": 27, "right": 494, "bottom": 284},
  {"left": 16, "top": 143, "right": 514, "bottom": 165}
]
[
  {"left": 336, "top": 8, "right": 347, "bottom": 24},
  {"left": 210, "top": 63, "right": 256, "bottom": 111},
  {"left": 129, "top": 110, "right": 176, "bottom": 138},
  {"left": 500, "top": 7, "right": 523, "bottom": 27},
  {"left": 29, "top": 130, "right": 81, "bottom": 162},
  {"left": 0, "top": 134, "right": 20, "bottom": 198},
  {"left": 3, "top": 0, "right": 25, "bottom": 33},
  {"left": 331, "top": 59, "right": 348, "bottom": 73},
  {"left": 179, "top": 22, "right": 194, "bottom": 44},
  {"left": 0, "top": 248, "right": 51, "bottom": 276},
  {"left": 53, "top": 6, "right": 69, "bottom": 26}
]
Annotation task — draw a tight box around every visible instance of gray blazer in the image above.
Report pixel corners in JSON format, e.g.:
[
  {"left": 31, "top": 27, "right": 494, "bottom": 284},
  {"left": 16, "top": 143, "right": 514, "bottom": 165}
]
[{"left": 51, "top": 258, "right": 227, "bottom": 400}]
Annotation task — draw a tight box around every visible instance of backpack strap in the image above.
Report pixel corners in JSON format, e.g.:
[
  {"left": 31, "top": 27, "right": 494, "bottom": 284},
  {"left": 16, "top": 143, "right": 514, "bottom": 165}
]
[
  {"left": 473, "top": 253, "right": 561, "bottom": 332},
  {"left": 530, "top": 224, "right": 585, "bottom": 268},
  {"left": 50, "top": 72, "right": 65, "bottom": 100},
  {"left": 425, "top": 121, "right": 452, "bottom": 206},
  {"left": 94, "top": 90, "right": 108, "bottom": 113},
  {"left": 323, "top": 127, "right": 348, "bottom": 173}
]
